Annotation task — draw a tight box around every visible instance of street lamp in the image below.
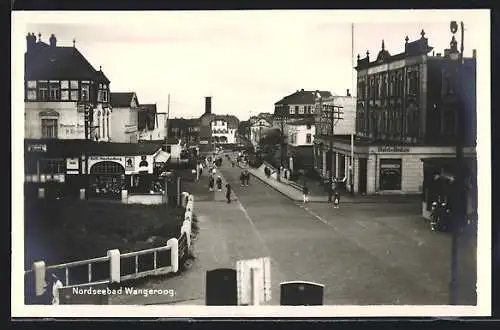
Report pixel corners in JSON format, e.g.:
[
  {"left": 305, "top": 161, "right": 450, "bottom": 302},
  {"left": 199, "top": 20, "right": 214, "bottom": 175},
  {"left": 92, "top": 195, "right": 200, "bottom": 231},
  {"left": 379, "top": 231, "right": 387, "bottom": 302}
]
[{"left": 449, "top": 20, "right": 467, "bottom": 306}]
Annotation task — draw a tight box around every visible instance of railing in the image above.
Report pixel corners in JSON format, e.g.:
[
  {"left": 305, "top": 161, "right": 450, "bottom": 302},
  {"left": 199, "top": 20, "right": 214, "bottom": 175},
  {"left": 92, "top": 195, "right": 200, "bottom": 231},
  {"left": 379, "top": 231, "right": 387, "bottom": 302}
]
[{"left": 25, "top": 193, "right": 196, "bottom": 304}]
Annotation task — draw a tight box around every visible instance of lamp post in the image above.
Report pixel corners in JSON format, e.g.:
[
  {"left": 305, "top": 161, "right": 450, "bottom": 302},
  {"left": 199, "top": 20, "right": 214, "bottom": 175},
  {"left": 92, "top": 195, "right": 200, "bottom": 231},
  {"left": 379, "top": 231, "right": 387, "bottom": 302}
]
[{"left": 449, "top": 20, "right": 466, "bottom": 306}]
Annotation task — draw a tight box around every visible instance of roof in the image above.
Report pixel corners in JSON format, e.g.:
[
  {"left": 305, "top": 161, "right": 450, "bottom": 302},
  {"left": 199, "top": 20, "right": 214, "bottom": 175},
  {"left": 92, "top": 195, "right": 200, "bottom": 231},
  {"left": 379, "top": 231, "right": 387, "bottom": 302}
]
[
  {"left": 287, "top": 118, "right": 315, "bottom": 126},
  {"left": 24, "top": 139, "right": 161, "bottom": 157},
  {"left": 110, "top": 92, "right": 137, "bottom": 108},
  {"left": 25, "top": 40, "right": 108, "bottom": 82},
  {"left": 275, "top": 90, "right": 332, "bottom": 105}
]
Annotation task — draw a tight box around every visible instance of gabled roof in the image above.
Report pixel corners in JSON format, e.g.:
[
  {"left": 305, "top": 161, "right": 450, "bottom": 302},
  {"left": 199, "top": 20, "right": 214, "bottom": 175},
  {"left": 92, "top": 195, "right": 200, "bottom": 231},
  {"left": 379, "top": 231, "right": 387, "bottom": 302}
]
[
  {"left": 275, "top": 90, "right": 332, "bottom": 105},
  {"left": 110, "top": 92, "right": 138, "bottom": 108},
  {"left": 25, "top": 41, "right": 107, "bottom": 82}
]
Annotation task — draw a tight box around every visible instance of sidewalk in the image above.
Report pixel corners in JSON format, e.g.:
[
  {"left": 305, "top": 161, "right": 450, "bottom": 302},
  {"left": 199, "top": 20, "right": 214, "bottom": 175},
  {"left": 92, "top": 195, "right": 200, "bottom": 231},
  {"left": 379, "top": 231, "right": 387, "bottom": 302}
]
[{"left": 243, "top": 164, "right": 421, "bottom": 204}]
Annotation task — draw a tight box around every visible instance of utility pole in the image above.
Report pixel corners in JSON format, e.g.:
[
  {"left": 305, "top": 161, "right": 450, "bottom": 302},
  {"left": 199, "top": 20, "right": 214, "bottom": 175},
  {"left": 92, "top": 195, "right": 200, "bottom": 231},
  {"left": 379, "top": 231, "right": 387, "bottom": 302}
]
[{"left": 166, "top": 93, "right": 170, "bottom": 143}]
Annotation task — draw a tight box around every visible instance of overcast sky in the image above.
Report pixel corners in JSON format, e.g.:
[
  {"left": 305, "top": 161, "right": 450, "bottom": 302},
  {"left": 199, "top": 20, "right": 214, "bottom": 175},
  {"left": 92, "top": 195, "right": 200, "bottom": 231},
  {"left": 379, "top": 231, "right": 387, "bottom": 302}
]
[{"left": 14, "top": 10, "right": 489, "bottom": 120}]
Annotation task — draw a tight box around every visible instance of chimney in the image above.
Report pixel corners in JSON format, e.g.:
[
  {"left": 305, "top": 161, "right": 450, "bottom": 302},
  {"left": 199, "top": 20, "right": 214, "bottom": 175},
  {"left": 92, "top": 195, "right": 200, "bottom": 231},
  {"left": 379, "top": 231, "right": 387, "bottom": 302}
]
[
  {"left": 346, "top": 89, "right": 351, "bottom": 97},
  {"left": 472, "top": 49, "right": 477, "bottom": 59},
  {"left": 205, "top": 96, "right": 212, "bottom": 115},
  {"left": 49, "top": 34, "right": 57, "bottom": 48},
  {"left": 26, "top": 32, "right": 36, "bottom": 52}
]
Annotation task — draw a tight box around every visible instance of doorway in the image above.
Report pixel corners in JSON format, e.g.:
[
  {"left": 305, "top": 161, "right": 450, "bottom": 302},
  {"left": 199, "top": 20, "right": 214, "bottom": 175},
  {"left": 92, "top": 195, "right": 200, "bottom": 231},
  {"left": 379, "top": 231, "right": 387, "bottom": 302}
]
[{"left": 358, "top": 158, "right": 367, "bottom": 194}]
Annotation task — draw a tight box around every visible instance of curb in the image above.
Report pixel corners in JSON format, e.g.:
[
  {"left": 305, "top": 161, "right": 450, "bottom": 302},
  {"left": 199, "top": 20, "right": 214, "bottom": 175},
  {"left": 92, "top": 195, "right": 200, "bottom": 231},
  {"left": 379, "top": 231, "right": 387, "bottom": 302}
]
[{"left": 247, "top": 171, "right": 421, "bottom": 204}]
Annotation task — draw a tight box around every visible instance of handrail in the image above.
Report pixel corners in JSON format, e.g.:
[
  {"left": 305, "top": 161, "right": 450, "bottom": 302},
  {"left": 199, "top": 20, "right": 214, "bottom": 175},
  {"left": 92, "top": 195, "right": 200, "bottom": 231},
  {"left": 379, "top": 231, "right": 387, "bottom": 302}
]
[
  {"left": 120, "top": 245, "right": 171, "bottom": 258},
  {"left": 46, "top": 255, "right": 110, "bottom": 270}
]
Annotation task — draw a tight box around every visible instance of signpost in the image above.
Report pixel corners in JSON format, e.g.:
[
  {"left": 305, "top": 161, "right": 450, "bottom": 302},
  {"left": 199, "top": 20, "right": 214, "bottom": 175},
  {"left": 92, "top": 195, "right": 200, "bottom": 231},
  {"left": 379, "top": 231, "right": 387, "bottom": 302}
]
[{"left": 236, "top": 257, "right": 271, "bottom": 306}]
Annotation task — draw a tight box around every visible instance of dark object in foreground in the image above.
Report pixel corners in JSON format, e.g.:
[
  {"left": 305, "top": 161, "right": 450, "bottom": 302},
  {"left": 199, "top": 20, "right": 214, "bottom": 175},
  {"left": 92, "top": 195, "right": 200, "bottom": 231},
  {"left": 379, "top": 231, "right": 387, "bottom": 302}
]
[
  {"left": 280, "top": 281, "right": 324, "bottom": 305},
  {"left": 206, "top": 268, "right": 237, "bottom": 305}
]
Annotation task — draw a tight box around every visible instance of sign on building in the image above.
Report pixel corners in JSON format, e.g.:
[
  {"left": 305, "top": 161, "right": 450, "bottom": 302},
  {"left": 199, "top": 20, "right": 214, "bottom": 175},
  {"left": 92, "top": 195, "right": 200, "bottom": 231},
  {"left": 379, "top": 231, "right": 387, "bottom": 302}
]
[
  {"left": 27, "top": 144, "right": 47, "bottom": 152},
  {"left": 66, "top": 158, "right": 79, "bottom": 174},
  {"left": 236, "top": 257, "right": 271, "bottom": 305},
  {"left": 125, "top": 157, "right": 135, "bottom": 171}
]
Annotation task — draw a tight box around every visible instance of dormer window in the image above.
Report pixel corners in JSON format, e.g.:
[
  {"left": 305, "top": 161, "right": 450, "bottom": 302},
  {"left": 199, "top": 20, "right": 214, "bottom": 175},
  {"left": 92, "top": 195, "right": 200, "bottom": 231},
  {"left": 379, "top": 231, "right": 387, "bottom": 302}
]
[{"left": 26, "top": 80, "right": 37, "bottom": 100}]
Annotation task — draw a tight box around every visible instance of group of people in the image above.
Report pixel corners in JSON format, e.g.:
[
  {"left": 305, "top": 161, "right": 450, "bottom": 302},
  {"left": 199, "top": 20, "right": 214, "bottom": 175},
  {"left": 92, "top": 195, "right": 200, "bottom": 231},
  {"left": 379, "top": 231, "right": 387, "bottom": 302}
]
[
  {"left": 301, "top": 177, "right": 345, "bottom": 208},
  {"left": 239, "top": 170, "right": 250, "bottom": 186}
]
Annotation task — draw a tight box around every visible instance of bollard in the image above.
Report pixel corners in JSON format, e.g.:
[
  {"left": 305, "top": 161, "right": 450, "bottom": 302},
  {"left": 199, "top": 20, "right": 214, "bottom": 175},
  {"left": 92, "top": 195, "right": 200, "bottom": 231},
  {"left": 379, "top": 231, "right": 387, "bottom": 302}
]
[
  {"left": 79, "top": 188, "right": 86, "bottom": 200},
  {"left": 38, "top": 188, "right": 45, "bottom": 199}
]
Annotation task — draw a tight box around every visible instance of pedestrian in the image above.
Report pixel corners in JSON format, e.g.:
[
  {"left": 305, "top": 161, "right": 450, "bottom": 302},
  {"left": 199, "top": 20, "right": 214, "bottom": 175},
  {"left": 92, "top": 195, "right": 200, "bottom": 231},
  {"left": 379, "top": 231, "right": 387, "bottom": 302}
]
[
  {"left": 209, "top": 176, "right": 215, "bottom": 192},
  {"left": 216, "top": 176, "right": 223, "bottom": 191},
  {"left": 302, "top": 184, "right": 309, "bottom": 204},
  {"left": 232, "top": 160, "right": 235, "bottom": 167},
  {"left": 225, "top": 183, "right": 232, "bottom": 203},
  {"left": 244, "top": 170, "right": 250, "bottom": 186},
  {"left": 240, "top": 171, "right": 245, "bottom": 186},
  {"left": 42, "top": 273, "right": 63, "bottom": 305},
  {"left": 333, "top": 191, "right": 340, "bottom": 208}
]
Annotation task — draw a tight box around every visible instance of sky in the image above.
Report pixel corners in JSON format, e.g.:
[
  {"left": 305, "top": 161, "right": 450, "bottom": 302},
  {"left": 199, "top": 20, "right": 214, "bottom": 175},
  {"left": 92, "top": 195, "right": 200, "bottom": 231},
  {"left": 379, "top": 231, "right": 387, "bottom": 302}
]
[{"left": 14, "top": 10, "right": 489, "bottom": 121}]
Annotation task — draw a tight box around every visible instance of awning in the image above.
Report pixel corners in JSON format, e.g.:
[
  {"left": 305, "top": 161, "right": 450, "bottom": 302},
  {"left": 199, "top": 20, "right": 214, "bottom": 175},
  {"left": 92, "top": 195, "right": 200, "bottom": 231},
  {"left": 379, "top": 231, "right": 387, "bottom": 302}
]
[{"left": 154, "top": 151, "right": 170, "bottom": 163}]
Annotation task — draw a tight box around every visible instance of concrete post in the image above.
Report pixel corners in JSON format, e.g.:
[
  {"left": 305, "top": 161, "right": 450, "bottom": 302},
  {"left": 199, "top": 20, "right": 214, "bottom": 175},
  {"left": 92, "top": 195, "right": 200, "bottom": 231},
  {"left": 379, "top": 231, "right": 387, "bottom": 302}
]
[
  {"left": 121, "top": 190, "right": 128, "bottom": 204},
  {"left": 181, "top": 192, "right": 189, "bottom": 207},
  {"left": 182, "top": 221, "right": 191, "bottom": 248},
  {"left": 167, "top": 238, "right": 179, "bottom": 273},
  {"left": 188, "top": 194, "right": 194, "bottom": 203},
  {"left": 107, "top": 249, "right": 121, "bottom": 283},
  {"left": 186, "top": 201, "right": 193, "bottom": 213},
  {"left": 184, "top": 210, "right": 192, "bottom": 222},
  {"left": 33, "top": 261, "right": 46, "bottom": 296},
  {"left": 79, "top": 188, "right": 86, "bottom": 200},
  {"left": 38, "top": 188, "right": 45, "bottom": 199}
]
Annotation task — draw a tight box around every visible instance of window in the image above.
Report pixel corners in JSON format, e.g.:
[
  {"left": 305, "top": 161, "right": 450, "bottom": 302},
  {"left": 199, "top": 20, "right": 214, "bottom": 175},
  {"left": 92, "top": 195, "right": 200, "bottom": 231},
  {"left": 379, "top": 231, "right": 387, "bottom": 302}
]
[
  {"left": 41, "top": 118, "right": 58, "bottom": 138},
  {"left": 27, "top": 80, "right": 37, "bottom": 89},
  {"left": 61, "top": 81, "right": 69, "bottom": 89},
  {"left": 306, "top": 124, "right": 311, "bottom": 130},
  {"left": 49, "top": 82, "right": 60, "bottom": 100},
  {"left": 61, "top": 90, "right": 69, "bottom": 100},
  {"left": 37, "top": 81, "right": 48, "bottom": 101},
  {"left": 306, "top": 133, "right": 312, "bottom": 143},
  {"left": 298, "top": 106, "right": 304, "bottom": 114},
  {"left": 70, "top": 80, "right": 79, "bottom": 89},
  {"left": 289, "top": 106, "right": 295, "bottom": 115},
  {"left": 408, "top": 70, "right": 419, "bottom": 96},
  {"left": 166, "top": 145, "right": 172, "bottom": 153},
  {"left": 39, "top": 159, "right": 65, "bottom": 175},
  {"left": 295, "top": 105, "right": 299, "bottom": 113},
  {"left": 70, "top": 90, "right": 79, "bottom": 101},
  {"left": 81, "top": 83, "right": 90, "bottom": 101}
]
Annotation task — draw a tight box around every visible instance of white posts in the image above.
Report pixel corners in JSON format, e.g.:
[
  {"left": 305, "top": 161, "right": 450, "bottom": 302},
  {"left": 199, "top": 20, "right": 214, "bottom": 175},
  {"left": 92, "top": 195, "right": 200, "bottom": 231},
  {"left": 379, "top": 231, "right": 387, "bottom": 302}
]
[
  {"left": 121, "top": 190, "right": 128, "bottom": 203},
  {"left": 79, "top": 188, "right": 86, "bottom": 200},
  {"left": 107, "top": 249, "right": 121, "bottom": 283},
  {"left": 167, "top": 238, "right": 179, "bottom": 273},
  {"left": 38, "top": 188, "right": 45, "bottom": 199},
  {"left": 33, "top": 261, "right": 46, "bottom": 296}
]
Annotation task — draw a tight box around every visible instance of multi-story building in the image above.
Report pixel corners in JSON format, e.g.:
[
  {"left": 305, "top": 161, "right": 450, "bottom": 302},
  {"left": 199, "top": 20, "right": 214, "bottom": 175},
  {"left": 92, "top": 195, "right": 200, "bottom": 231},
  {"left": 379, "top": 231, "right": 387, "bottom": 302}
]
[
  {"left": 250, "top": 117, "right": 273, "bottom": 147},
  {"left": 110, "top": 92, "right": 140, "bottom": 143},
  {"left": 287, "top": 118, "right": 316, "bottom": 171},
  {"left": 313, "top": 90, "right": 357, "bottom": 179},
  {"left": 341, "top": 30, "right": 476, "bottom": 219},
  {"left": 211, "top": 117, "right": 237, "bottom": 144},
  {"left": 167, "top": 118, "right": 201, "bottom": 145},
  {"left": 24, "top": 33, "right": 111, "bottom": 141},
  {"left": 138, "top": 104, "right": 167, "bottom": 141}
]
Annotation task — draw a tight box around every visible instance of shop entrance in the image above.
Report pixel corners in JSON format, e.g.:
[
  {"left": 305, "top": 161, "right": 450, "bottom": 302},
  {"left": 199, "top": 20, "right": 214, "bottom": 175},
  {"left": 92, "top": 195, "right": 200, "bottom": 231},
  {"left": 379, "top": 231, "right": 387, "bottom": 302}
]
[
  {"left": 89, "top": 161, "right": 126, "bottom": 199},
  {"left": 379, "top": 158, "right": 402, "bottom": 191}
]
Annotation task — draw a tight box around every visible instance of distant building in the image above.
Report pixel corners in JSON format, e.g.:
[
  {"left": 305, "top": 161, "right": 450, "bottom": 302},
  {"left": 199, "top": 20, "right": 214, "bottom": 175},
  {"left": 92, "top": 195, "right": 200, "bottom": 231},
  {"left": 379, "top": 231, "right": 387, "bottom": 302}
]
[
  {"left": 167, "top": 118, "right": 200, "bottom": 145},
  {"left": 287, "top": 117, "right": 316, "bottom": 171},
  {"left": 313, "top": 90, "right": 357, "bottom": 178},
  {"left": 138, "top": 104, "right": 166, "bottom": 141},
  {"left": 249, "top": 117, "right": 273, "bottom": 147},
  {"left": 24, "top": 32, "right": 111, "bottom": 141},
  {"left": 110, "top": 92, "right": 140, "bottom": 143}
]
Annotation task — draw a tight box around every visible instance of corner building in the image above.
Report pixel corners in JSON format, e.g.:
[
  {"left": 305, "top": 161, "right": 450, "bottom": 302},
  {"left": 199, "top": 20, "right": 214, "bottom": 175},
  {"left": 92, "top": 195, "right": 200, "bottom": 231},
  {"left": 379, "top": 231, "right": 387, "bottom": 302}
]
[{"left": 347, "top": 30, "right": 476, "bottom": 215}]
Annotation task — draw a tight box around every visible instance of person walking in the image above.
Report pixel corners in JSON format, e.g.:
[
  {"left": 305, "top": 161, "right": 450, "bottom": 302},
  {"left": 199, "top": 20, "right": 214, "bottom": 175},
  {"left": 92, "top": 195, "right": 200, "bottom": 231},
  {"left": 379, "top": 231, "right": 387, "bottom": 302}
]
[
  {"left": 240, "top": 171, "right": 245, "bottom": 186},
  {"left": 333, "top": 191, "right": 341, "bottom": 208},
  {"left": 216, "top": 176, "right": 223, "bottom": 191},
  {"left": 244, "top": 170, "right": 250, "bottom": 186},
  {"left": 225, "top": 183, "right": 232, "bottom": 203},
  {"left": 302, "top": 184, "right": 309, "bottom": 204},
  {"left": 209, "top": 176, "right": 215, "bottom": 192}
]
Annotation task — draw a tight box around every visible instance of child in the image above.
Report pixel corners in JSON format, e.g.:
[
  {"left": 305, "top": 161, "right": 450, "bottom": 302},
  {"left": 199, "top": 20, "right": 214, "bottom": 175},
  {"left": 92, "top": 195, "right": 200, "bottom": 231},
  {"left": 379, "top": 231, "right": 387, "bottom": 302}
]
[{"left": 333, "top": 191, "right": 340, "bottom": 208}]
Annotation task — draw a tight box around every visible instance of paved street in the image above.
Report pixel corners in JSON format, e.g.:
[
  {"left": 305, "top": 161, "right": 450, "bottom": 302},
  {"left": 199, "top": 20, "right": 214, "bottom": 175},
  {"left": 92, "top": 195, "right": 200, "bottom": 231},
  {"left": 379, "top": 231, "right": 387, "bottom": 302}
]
[{"left": 108, "top": 154, "right": 474, "bottom": 305}]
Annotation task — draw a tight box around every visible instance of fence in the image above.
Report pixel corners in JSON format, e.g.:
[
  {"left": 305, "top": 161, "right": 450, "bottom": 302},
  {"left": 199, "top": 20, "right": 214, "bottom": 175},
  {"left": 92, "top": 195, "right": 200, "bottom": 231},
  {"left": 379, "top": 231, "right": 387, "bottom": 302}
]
[{"left": 24, "top": 192, "right": 196, "bottom": 305}]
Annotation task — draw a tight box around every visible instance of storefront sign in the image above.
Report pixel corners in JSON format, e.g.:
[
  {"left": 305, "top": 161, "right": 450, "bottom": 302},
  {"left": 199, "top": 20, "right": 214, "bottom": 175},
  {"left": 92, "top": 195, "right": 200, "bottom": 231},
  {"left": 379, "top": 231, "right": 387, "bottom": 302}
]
[
  {"left": 28, "top": 144, "right": 47, "bottom": 152},
  {"left": 378, "top": 146, "right": 410, "bottom": 153},
  {"left": 66, "top": 158, "right": 79, "bottom": 171},
  {"left": 89, "top": 156, "right": 124, "bottom": 162}
]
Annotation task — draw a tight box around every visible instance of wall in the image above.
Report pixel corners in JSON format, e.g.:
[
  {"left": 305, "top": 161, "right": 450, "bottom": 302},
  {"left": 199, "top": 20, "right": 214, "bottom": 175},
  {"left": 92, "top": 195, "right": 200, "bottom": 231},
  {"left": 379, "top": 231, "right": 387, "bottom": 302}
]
[
  {"left": 110, "top": 107, "right": 138, "bottom": 143},
  {"left": 25, "top": 102, "right": 85, "bottom": 139}
]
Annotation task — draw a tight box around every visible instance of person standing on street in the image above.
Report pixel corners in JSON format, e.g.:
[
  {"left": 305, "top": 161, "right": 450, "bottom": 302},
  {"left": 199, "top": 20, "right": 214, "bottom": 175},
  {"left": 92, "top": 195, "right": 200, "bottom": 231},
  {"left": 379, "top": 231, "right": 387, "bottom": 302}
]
[
  {"left": 225, "top": 183, "right": 232, "bottom": 203},
  {"left": 302, "top": 184, "right": 309, "bottom": 204},
  {"left": 209, "top": 176, "right": 215, "bottom": 192},
  {"left": 244, "top": 170, "right": 250, "bottom": 186},
  {"left": 333, "top": 190, "right": 341, "bottom": 208},
  {"left": 216, "top": 176, "right": 223, "bottom": 191},
  {"left": 240, "top": 171, "right": 245, "bottom": 186}
]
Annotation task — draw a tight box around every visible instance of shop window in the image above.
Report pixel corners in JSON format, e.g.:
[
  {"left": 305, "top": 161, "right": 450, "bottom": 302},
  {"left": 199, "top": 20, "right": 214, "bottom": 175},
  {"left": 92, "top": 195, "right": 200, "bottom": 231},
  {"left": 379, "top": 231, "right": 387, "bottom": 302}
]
[
  {"left": 39, "top": 159, "right": 65, "bottom": 175},
  {"left": 49, "top": 82, "right": 60, "bottom": 100},
  {"left": 306, "top": 133, "right": 312, "bottom": 143},
  {"left": 379, "top": 158, "right": 402, "bottom": 191},
  {"left": 90, "top": 161, "right": 125, "bottom": 175}
]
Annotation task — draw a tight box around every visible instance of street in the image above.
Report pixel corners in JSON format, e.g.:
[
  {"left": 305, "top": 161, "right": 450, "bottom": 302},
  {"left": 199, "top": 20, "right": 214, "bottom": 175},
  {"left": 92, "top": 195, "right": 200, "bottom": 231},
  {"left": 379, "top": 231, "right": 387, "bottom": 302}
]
[{"left": 110, "top": 156, "right": 458, "bottom": 305}]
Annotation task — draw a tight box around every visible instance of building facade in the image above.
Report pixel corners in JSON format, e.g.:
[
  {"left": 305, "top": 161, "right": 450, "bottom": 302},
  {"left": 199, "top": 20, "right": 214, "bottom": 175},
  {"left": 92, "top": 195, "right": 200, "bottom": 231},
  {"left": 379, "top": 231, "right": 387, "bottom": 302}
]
[
  {"left": 330, "top": 30, "right": 477, "bottom": 220},
  {"left": 313, "top": 91, "right": 357, "bottom": 179},
  {"left": 138, "top": 104, "right": 166, "bottom": 141},
  {"left": 167, "top": 118, "right": 201, "bottom": 145},
  {"left": 250, "top": 118, "right": 273, "bottom": 147},
  {"left": 287, "top": 118, "right": 316, "bottom": 171},
  {"left": 109, "top": 92, "right": 139, "bottom": 143},
  {"left": 211, "top": 117, "right": 236, "bottom": 144},
  {"left": 24, "top": 33, "right": 112, "bottom": 142}
]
